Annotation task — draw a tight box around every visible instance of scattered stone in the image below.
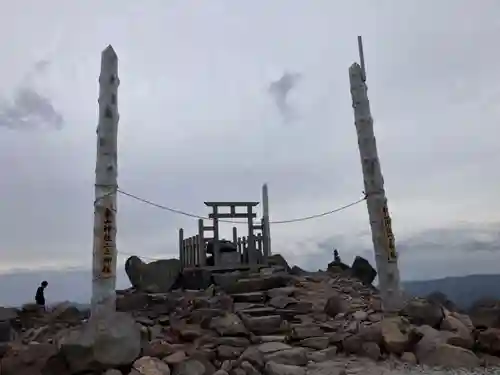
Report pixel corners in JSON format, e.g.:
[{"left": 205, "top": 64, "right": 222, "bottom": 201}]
[
  {"left": 265, "top": 361, "right": 305, "bottom": 375},
  {"left": 132, "top": 356, "right": 171, "bottom": 375},
  {"left": 258, "top": 342, "right": 292, "bottom": 353},
  {"left": 307, "top": 347, "right": 337, "bottom": 362},
  {"left": 164, "top": 351, "right": 187, "bottom": 365},
  {"left": 240, "top": 360, "right": 261, "bottom": 375},
  {"left": 362, "top": 342, "right": 380, "bottom": 360},
  {"left": 239, "top": 346, "right": 264, "bottom": 369},
  {"left": 400, "top": 352, "right": 417, "bottom": 365},
  {"left": 173, "top": 358, "right": 206, "bottom": 375},
  {"left": 242, "top": 315, "right": 283, "bottom": 335},
  {"left": 298, "top": 336, "right": 329, "bottom": 350},
  {"left": 210, "top": 314, "right": 248, "bottom": 336},
  {"left": 217, "top": 345, "right": 245, "bottom": 360},
  {"left": 264, "top": 348, "right": 308, "bottom": 366},
  {"left": 324, "top": 294, "right": 349, "bottom": 318}
]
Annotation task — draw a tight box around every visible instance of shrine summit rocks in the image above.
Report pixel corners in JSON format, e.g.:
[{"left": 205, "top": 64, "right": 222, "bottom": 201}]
[{"left": 2, "top": 254, "right": 500, "bottom": 375}]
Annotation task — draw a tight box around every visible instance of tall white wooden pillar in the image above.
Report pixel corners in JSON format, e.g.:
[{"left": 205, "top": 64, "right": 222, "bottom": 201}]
[
  {"left": 349, "top": 36, "right": 402, "bottom": 313},
  {"left": 91, "top": 45, "right": 119, "bottom": 317}
]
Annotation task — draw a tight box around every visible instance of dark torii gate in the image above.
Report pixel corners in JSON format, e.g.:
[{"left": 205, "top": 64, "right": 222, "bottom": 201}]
[{"left": 204, "top": 201, "right": 262, "bottom": 266}]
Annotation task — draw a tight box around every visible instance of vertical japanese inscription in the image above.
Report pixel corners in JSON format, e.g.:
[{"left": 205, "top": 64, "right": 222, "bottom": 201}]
[
  {"left": 382, "top": 202, "right": 397, "bottom": 262},
  {"left": 100, "top": 207, "right": 115, "bottom": 277}
]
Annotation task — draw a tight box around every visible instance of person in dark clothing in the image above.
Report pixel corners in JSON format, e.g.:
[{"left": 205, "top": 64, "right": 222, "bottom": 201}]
[{"left": 35, "top": 280, "right": 48, "bottom": 309}]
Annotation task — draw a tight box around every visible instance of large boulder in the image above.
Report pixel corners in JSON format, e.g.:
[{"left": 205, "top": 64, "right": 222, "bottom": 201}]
[
  {"left": 468, "top": 299, "right": 500, "bottom": 329},
  {"left": 58, "top": 312, "right": 141, "bottom": 373},
  {"left": 477, "top": 328, "right": 500, "bottom": 356},
  {"left": 380, "top": 317, "right": 410, "bottom": 354},
  {"left": 125, "top": 256, "right": 181, "bottom": 293},
  {"left": 0, "top": 343, "right": 68, "bottom": 375},
  {"left": 267, "top": 254, "right": 290, "bottom": 272},
  {"left": 413, "top": 325, "right": 479, "bottom": 368},
  {"left": 178, "top": 268, "right": 212, "bottom": 290},
  {"left": 0, "top": 321, "right": 14, "bottom": 343},
  {"left": 440, "top": 313, "right": 474, "bottom": 349},
  {"left": 0, "top": 307, "right": 18, "bottom": 322},
  {"left": 400, "top": 298, "right": 444, "bottom": 328},
  {"left": 350, "top": 256, "right": 377, "bottom": 285},
  {"left": 426, "top": 291, "right": 457, "bottom": 312}
]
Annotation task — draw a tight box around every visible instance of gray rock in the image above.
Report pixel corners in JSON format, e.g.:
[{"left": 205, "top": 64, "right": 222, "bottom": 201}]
[
  {"left": 132, "top": 356, "right": 171, "bottom": 375},
  {"left": 291, "top": 325, "right": 324, "bottom": 340},
  {"left": 59, "top": 312, "right": 141, "bottom": 373},
  {"left": 269, "top": 296, "right": 296, "bottom": 309},
  {"left": 210, "top": 314, "right": 247, "bottom": 336},
  {"left": 264, "top": 348, "right": 307, "bottom": 366},
  {"left": 125, "top": 256, "right": 181, "bottom": 293},
  {"left": 214, "top": 274, "right": 291, "bottom": 294},
  {"left": 267, "top": 287, "right": 296, "bottom": 299},
  {"left": 214, "top": 337, "right": 250, "bottom": 347},
  {"left": 178, "top": 268, "right": 212, "bottom": 290},
  {"left": 232, "top": 292, "right": 266, "bottom": 303},
  {"left": 217, "top": 345, "right": 245, "bottom": 360},
  {"left": 298, "top": 337, "right": 329, "bottom": 350},
  {"left": 306, "top": 347, "right": 337, "bottom": 362},
  {"left": 361, "top": 342, "right": 380, "bottom": 360},
  {"left": 266, "top": 254, "right": 290, "bottom": 272},
  {"left": 241, "top": 360, "right": 261, "bottom": 375},
  {"left": 173, "top": 359, "right": 206, "bottom": 375},
  {"left": 350, "top": 256, "right": 377, "bottom": 285},
  {"left": 265, "top": 362, "right": 305, "bottom": 375},
  {"left": 400, "top": 298, "right": 444, "bottom": 328},
  {"left": 242, "top": 315, "right": 283, "bottom": 335},
  {"left": 258, "top": 342, "right": 292, "bottom": 354},
  {"left": 0, "top": 320, "right": 13, "bottom": 343},
  {"left": 324, "top": 294, "right": 349, "bottom": 318},
  {"left": 0, "top": 307, "right": 18, "bottom": 322},
  {"left": 239, "top": 346, "right": 265, "bottom": 369}
]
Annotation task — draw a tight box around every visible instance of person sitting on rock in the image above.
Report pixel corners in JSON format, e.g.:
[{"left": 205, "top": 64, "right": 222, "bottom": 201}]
[{"left": 35, "top": 280, "right": 48, "bottom": 310}]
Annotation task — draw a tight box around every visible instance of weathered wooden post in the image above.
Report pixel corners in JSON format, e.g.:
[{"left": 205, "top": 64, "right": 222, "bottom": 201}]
[
  {"left": 198, "top": 219, "right": 206, "bottom": 266},
  {"left": 232, "top": 227, "right": 238, "bottom": 248},
  {"left": 179, "top": 228, "right": 184, "bottom": 267},
  {"left": 91, "top": 45, "right": 119, "bottom": 317},
  {"left": 262, "top": 183, "right": 271, "bottom": 257},
  {"left": 349, "top": 36, "right": 402, "bottom": 313}
]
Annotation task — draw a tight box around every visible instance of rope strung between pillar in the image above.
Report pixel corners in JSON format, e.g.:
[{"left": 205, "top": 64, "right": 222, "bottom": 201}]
[{"left": 116, "top": 188, "right": 366, "bottom": 225}]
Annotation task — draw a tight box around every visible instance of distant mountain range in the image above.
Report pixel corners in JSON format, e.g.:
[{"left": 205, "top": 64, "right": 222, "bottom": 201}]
[
  {"left": 403, "top": 274, "right": 500, "bottom": 309},
  {"left": 0, "top": 268, "right": 499, "bottom": 309}
]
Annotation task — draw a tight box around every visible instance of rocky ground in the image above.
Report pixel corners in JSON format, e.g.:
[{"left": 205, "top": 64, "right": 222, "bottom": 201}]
[{"left": 1, "top": 255, "right": 500, "bottom": 375}]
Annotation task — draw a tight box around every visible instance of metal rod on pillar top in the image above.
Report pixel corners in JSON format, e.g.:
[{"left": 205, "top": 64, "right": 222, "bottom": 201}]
[
  {"left": 349, "top": 36, "right": 402, "bottom": 313},
  {"left": 91, "top": 45, "right": 120, "bottom": 317},
  {"left": 262, "top": 183, "right": 271, "bottom": 257}
]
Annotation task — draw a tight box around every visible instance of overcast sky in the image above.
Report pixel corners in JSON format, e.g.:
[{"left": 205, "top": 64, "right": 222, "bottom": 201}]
[{"left": 1, "top": 0, "right": 500, "bottom": 284}]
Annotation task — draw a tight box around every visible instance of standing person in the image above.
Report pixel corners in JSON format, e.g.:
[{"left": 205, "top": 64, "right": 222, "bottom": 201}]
[{"left": 35, "top": 281, "right": 48, "bottom": 310}]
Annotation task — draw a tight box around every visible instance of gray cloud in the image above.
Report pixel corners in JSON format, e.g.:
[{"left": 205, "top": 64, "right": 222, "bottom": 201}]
[
  {"left": 269, "top": 72, "right": 301, "bottom": 122},
  {"left": 0, "top": 60, "right": 63, "bottom": 130},
  {"left": 1, "top": 0, "right": 500, "bottom": 286}
]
